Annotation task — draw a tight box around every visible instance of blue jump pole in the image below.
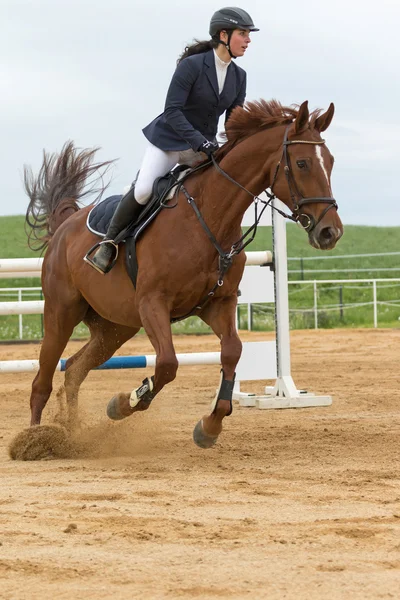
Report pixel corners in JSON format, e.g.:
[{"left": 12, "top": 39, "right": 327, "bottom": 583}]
[
  {"left": 59, "top": 355, "right": 148, "bottom": 371},
  {"left": 0, "top": 352, "right": 220, "bottom": 374}
]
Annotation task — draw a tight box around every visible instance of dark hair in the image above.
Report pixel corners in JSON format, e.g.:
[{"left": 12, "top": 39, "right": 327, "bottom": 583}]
[{"left": 177, "top": 32, "right": 234, "bottom": 64}]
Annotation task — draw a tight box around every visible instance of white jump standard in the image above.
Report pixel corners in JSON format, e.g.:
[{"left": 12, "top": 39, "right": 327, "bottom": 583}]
[{"left": 233, "top": 199, "right": 332, "bottom": 409}]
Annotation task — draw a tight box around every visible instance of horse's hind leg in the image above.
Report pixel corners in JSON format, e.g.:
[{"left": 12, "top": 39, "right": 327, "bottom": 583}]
[
  {"left": 107, "top": 296, "right": 178, "bottom": 420},
  {"left": 63, "top": 312, "right": 138, "bottom": 426},
  {"left": 193, "top": 296, "right": 242, "bottom": 448},
  {"left": 30, "top": 297, "right": 88, "bottom": 425}
]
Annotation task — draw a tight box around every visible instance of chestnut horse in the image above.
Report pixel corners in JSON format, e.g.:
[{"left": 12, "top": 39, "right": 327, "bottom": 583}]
[{"left": 24, "top": 100, "right": 343, "bottom": 449}]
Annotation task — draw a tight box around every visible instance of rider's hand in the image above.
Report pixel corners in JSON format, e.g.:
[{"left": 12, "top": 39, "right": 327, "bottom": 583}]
[{"left": 198, "top": 140, "right": 219, "bottom": 157}]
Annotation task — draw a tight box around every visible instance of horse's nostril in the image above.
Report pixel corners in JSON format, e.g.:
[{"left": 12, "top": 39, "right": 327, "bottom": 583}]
[{"left": 320, "top": 227, "right": 334, "bottom": 241}]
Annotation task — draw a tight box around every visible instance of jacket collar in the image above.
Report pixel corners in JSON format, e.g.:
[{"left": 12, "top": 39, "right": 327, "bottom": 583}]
[
  {"left": 204, "top": 50, "right": 219, "bottom": 100},
  {"left": 204, "top": 50, "right": 235, "bottom": 102}
]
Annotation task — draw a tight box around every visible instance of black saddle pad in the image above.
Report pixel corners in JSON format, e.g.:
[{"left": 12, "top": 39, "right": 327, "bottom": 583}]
[
  {"left": 87, "top": 164, "right": 190, "bottom": 238},
  {"left": 87, "top": 195, "right": 122, "bottom": 237},
  {"left": 86, "top": 165, "right": 191, "bottom": 286}
]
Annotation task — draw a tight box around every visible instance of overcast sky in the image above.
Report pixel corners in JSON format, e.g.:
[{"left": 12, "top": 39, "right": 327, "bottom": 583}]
[{"left": 1, "top": 0, "right": 399, "bottom": 225}]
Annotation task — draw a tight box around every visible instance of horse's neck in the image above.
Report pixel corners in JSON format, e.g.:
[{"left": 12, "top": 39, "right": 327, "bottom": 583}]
[{"left": 195, "top": 133, "right": 280, "bottom": 243}]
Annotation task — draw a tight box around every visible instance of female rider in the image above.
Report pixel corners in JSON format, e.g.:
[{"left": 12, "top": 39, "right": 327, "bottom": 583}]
[{"left": 86, "top": 7, "right": 259, "bottom": 274}]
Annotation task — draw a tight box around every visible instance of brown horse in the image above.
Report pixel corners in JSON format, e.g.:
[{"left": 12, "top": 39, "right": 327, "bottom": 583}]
[{"left": 24, "top": 100, "right": 343, "bottom": 448}]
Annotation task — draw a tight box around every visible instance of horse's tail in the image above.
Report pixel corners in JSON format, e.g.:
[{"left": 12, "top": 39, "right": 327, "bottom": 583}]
[{"left": 24, "top": 140, "right": 113, "bottom": 252}]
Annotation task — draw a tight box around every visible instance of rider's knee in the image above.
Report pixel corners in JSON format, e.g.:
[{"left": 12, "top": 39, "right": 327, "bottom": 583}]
[{"left": 134, "top": 182, "right": 152, "bottom": 206}]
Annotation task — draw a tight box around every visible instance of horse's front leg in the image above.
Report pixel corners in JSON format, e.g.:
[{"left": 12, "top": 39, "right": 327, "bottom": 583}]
[
  {"left": 193, "top": 295, "right": 242, "bottom": 449},
  {"left": 106, "top": 295, "right": 178, "bottom": 420}
]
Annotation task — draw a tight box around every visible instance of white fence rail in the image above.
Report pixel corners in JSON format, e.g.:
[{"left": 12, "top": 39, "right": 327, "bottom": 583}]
[
  {"left": 0, "top": 287, "right": 42, "bottom": 339},
  {"left": 287, "top": 251, "right": 400, "bottom": 278},
  {"left": 240, "top": 278, "right": 400, "bottom": 330},
  {"left": 288, "top": 279, "right": 400, "bottom": 329},
  {"left": 0, "top": 276, "right": 400, "bottom": 340},
  {"left": 3, "top": 278, "right": 400, "bottom": 339}
]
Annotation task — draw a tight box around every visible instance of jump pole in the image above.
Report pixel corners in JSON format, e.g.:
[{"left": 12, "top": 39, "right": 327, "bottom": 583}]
[
  {"left": 0, "top": 257, "right": 42, "bottom": 280},
  {"left": 0, "top": 353, "right": 221, "bottom": 373}
]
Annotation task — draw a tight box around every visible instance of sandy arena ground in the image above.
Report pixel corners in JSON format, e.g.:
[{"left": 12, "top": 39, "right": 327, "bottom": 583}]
[{"left": 0, "top": 328, "right": 399, "bottom": 599}]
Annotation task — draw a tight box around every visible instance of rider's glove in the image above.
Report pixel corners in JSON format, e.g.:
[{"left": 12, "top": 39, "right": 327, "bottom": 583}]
[{"left": 198, "top": 140, "right": 219, "bottom": 157}]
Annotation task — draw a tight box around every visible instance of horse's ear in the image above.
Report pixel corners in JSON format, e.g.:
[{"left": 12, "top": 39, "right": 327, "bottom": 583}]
[
  {"left": 294, "top": 101, "right": 309, "bottom": 134},
  {"left": 314, "top": 103, "right": 335, "bottom": 132}
]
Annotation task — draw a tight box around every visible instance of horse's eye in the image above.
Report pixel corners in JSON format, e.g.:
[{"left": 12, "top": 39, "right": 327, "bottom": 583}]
[{"left": 297, "top": 160, "right": 307, "bottom": 169}]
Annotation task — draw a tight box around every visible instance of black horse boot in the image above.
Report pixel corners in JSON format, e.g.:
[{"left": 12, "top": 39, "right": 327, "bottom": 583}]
[{"left": 84, "top": 186, "right": 143, "bottom": 274}]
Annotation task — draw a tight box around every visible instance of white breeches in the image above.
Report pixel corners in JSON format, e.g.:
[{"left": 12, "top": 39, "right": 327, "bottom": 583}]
[{"left": 133, "top": 142, "right": 204, "bottom": 205}]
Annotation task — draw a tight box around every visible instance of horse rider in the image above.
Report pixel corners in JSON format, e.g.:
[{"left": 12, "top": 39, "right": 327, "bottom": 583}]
[{"left": 86, "top": 7, "right": 259, "bottom": 274}]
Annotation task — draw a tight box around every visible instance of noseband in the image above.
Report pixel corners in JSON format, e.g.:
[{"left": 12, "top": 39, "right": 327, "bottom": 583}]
[{"left": 270, "top": 126, "right": 338, "bottom": 233}]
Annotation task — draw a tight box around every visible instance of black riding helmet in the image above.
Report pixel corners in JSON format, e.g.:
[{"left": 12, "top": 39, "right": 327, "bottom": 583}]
[
  {"left": 209, "top": 7, "right": 259, "bottom": 59},
  {"left": 209, "top": 7, "right": 259, "bottom": 36}
]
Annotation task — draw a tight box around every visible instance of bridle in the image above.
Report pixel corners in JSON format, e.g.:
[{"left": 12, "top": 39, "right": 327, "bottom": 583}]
[
  {"left": 269, "top": 125, "right": 338, "bottom": 233},
  {"left": 167, "top": 123, "right": 339, "bottom": 321}
]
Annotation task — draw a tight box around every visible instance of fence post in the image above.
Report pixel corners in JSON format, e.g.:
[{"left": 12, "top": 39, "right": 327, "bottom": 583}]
[
  {"left": 313, "top": 280, "right": 318, "bottom": 329},
  {"left": 373, "top": 280, "right": 377, "bottom": 328},
  {"left": 18, "top": 289, "right": 23, "bottom": 340},
  {"left": 339, "top": 286, "right": 344, "bottom": 321}
]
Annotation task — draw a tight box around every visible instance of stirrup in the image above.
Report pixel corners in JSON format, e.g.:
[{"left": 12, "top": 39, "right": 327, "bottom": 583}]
[{"left": 83, "top": 239, "right": 119, "bottom": 275}]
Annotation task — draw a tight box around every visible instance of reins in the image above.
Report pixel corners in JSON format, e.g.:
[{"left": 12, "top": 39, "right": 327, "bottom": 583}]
[{"left": 168, "top": 125, "right": 338, "bottom": 322}]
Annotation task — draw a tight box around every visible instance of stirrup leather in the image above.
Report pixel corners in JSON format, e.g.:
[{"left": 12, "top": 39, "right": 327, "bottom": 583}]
[{"left": 83, "top": 239, "right": 119, "bottom": 275}]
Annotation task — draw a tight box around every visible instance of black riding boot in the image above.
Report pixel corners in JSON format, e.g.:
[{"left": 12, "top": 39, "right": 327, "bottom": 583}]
[{"left": 85, "top": 186, "right": 143, "bottom": 274}]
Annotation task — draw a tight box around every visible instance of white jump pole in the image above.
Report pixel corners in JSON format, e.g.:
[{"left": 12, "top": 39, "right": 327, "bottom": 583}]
[
  {"left": 0, "top": 301, "right": 44, "bottom": 316},
  {"left": 245, "top": 251, "right": 272, "bottom": 266},
  {"left": 0, "top": 258, "right": 43, "bottom": 274}
]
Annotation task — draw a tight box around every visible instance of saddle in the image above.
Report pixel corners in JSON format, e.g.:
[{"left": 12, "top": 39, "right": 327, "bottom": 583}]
[{"left": 86, "top": 165, "right": 190, "bottom": 286}]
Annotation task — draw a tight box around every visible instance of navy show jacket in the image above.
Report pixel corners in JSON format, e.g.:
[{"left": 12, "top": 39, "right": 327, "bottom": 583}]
[{"left": 142, "top": 50, "right": 246, "bottom": 152}]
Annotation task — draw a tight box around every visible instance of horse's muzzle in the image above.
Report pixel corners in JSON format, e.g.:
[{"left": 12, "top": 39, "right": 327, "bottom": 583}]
[{"left": 309, "top": 223, "right": 343, "bottom": 250}]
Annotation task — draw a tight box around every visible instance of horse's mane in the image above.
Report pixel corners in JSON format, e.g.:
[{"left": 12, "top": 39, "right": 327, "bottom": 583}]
[{"left": 217, "top": 99, "right": 323, "bottom": 159}]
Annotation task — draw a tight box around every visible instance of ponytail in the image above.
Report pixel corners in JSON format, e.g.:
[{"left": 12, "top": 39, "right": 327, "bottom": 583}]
[{"left": 177, "top": 38, "right": 219, "bottom": 64}]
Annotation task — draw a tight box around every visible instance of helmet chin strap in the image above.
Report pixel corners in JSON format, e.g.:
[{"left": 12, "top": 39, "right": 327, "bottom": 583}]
[{"left": 217, "top": 31, "right": 237, "bottom": 59}]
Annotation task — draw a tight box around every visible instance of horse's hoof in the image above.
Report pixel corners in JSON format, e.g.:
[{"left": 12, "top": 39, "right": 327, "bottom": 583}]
[
  {"left": 106, "top": 396, "right": 127, "bottom": 421},
  {"left": 193, "top": 419, "right": 218, "bottom": 449}
]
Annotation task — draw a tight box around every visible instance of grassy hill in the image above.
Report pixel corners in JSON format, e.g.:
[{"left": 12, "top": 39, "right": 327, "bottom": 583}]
[
  {"left": 0, "top": 215, "right": 39, "bottom": 259},
  {"left": 2, "top": 213, "right": 400, "bottom": 259}
]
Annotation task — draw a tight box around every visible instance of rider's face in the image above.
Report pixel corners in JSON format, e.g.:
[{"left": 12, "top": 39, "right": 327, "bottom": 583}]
[{"left": 221, "top": 29, "right": 251, "bottom": 57}]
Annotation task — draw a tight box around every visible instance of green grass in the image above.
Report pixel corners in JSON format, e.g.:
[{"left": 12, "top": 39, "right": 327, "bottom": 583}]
[
  {"left": 1, "top": 215, "right": 400, "bottom": 339},
  {"left": 245, "top": 223, "right": 400, "bottom": 280},
  {"left": 0, "top": 216, "right": 39, "bottom": 259}
]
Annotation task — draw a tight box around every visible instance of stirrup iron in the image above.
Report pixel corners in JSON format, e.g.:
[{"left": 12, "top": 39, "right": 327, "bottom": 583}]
[{"left": 83, "top": 239, "right": 119, "bottom": 275}]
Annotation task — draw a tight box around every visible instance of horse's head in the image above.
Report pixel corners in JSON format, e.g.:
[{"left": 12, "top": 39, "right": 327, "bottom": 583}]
[{"left": 270, "top": 101, "right": 342, "bottom": 250}]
